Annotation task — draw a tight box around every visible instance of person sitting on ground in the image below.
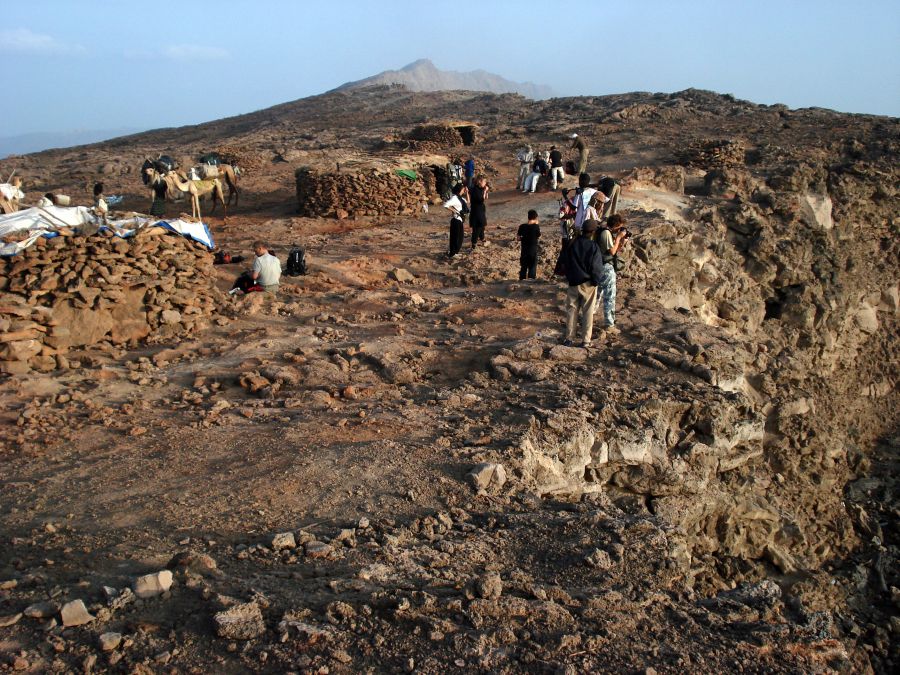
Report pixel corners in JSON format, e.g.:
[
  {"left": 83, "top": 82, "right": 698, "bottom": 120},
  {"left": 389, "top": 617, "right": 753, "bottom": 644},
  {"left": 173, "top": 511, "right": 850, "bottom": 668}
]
[
  {"left": 594, "top": 214, "right": 630, "bottom": 333},
  {"left": 517, "top": 209, "right": 542, "bottom": 280},
  {"left": 549, "top": 146, "right": 564, "bottom": 190},
  {"left": 250, "top": 240, "right": 282, "bottom": 294},
  {"left": 561, "top": 219, "right": 605, "bottom": 348},
  {"left": 522, "top": 154, "right": 549, "bottom": 193}
]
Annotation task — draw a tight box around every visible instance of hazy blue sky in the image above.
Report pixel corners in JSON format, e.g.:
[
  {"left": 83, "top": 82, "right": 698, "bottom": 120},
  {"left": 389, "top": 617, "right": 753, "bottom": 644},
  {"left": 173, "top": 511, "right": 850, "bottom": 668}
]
[{"left": 2, "top": 0, "right": 898, "bottom": 137}]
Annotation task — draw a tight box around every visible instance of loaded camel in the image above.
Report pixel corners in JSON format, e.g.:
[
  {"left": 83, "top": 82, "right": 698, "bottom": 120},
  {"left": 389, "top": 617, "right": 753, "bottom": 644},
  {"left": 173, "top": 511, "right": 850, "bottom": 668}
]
[
  {"left": 142, "top": 166, "right": 227, "bottom": 223},
  {"left": 208, "top": 163, "right": 240, "bottom": 207}
]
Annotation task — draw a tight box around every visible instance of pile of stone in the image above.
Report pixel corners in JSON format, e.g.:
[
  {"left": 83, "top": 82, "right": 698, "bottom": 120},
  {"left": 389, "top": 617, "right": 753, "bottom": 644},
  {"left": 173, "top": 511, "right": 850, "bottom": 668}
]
[
  {"left": 295, "top": 167, "right": 435, "bottom": 219},
  {"left": 216, "top": 144, "right": 265, "bottom": 173},
  {"left": 408, "top": 124, "right": 464, "bottom": 148},
  {"left": 0, "top": 229, "right": 219, "bottom": 374},
  {"left": 677, "top": 139, "right": 746, "bottom": 169}
]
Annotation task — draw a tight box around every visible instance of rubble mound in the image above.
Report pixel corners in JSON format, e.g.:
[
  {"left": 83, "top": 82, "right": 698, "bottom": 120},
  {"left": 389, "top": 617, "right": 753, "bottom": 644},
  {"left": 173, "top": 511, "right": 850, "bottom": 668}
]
[{"left": 0, "top": 230, "right": 219, "bottom": 374}]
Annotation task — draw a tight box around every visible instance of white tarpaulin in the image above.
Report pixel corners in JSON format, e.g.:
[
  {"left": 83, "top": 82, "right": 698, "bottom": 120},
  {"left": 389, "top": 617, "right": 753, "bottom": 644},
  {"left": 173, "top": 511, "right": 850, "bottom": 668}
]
[{"left": 0, "top": 206, "right": 214, "bottom": 256}]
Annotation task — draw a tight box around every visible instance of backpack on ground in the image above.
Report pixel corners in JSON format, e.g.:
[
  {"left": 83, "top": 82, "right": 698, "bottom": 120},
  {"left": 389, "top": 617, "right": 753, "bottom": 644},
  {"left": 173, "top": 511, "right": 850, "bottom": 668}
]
[{"left": 285, "top": 246, "right": 308, "bottom": 276}]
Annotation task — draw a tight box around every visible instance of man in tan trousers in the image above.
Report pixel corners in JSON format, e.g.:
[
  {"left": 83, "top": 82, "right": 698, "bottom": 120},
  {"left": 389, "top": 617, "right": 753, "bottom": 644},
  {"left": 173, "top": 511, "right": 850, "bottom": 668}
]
[
  {"left": 560, "top": 219, "right": 605, "bottom": 348},
  {"left": 570, "top": 133, "right": 589, "bottom": 175}
]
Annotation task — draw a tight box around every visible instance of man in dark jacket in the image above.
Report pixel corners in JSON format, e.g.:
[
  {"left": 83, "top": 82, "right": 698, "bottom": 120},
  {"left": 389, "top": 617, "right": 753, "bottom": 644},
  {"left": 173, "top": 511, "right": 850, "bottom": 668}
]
[{"left": 561, "top": 219, "right": 605, "bottom": 347}]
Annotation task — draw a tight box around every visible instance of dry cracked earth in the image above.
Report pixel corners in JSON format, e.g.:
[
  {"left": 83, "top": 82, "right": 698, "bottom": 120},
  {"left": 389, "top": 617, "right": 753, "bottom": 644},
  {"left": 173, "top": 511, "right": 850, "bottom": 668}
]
[{"left": 0, "top": 87, "right": 898, "bottom": 673}]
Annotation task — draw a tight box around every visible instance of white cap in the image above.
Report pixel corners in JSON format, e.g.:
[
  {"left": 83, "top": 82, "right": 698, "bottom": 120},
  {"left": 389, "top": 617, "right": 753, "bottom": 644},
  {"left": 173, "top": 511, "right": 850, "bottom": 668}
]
[{"left": 570, "top": 133, "right": 578, "bottom": 138}]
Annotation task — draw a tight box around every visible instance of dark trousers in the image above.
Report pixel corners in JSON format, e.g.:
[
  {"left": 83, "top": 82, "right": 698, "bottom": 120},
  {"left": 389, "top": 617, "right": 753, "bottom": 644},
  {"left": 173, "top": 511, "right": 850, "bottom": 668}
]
[
  {"left": 449, "top": 218, "right": 464, "bottom": 256},
  {"left": 471, "top": 225, "right": 485, "bottom": 247},
  {"left": 519, "top": 253, "right": 537, "bottom": 279}
]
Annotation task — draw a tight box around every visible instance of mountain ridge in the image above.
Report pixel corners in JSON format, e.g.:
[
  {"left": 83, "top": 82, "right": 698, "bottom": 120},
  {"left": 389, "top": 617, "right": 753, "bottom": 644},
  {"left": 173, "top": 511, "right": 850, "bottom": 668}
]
[{"left": 332, "top": 58, "right": 553, "bottom": 99}]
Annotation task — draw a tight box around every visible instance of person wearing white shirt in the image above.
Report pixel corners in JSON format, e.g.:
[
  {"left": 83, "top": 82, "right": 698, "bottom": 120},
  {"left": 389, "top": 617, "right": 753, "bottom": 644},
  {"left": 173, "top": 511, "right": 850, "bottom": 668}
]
[
  {"left": 251, "top": 241, "right": 282, "bottom": 293},
  {"left": 515, "top": 145, "right": 534, "bottom": 191}
]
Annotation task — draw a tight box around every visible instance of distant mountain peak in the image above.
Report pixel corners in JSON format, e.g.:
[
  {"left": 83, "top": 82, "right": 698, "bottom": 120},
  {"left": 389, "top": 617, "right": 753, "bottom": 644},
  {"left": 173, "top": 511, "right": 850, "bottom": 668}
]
[
  {"left": 333, "top": 59, "right": 553, "bottom": 100},
  {"left": 400, "top": 58, "right": 436, "bottom": 72}
]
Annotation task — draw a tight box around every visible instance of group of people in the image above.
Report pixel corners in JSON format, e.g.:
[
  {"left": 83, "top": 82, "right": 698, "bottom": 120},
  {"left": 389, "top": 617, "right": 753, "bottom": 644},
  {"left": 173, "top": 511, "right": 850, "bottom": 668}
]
[
  {"left": 442, "top": 174, "right": 491, "bottom": 256},
  {"left": 442, "top": 138, "right": 629, "bottom": 348},
  {"left": 516, "top": 133, "right": 589, "bottom": 193},
  {"left": 560, "top": 211, "right": 629, "bottom": 347}
]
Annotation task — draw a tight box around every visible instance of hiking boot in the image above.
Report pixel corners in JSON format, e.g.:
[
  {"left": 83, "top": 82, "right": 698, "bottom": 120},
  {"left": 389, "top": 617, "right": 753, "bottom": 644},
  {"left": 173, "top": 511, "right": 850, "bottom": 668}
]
[
  {"left": 580, "top": 341, "right": 592, "bottom": 349},
  {"left": 561, "top": 339, "right": 573, "bottom": 347},
  {"left": 604, "top": 325, "right": 621, "bottom": 335}
]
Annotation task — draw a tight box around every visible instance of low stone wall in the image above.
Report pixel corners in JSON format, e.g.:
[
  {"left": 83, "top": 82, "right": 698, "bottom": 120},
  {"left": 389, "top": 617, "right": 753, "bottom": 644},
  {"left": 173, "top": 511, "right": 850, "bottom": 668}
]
[
  {"left": 0, "top": 230, "right": 219, "bottom": 374},
  {"left": 295, "top": 168, "right": 434, "bottom": 218}
]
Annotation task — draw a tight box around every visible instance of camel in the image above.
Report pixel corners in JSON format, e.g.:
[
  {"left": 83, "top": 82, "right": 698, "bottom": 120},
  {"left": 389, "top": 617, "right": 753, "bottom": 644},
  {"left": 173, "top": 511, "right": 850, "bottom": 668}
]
[
  {"left": 211, "top": 164, "right": 240, "bottom": 207},
  {"left": 143, "top": 167, "right": 226, "bottom": 223}
]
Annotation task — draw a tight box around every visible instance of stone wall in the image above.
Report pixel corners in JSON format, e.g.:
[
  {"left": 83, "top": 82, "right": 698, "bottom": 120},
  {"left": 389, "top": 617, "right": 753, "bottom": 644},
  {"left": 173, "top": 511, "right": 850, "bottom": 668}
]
[
  {"left": 0, "top": 230, "right": 219, "bottom": 374},
  {"left": 295, "top": 167, "right": 435, "bottom": 219},
  {"left": 402, "top": 124, "right": 478, "bottom": 152}
]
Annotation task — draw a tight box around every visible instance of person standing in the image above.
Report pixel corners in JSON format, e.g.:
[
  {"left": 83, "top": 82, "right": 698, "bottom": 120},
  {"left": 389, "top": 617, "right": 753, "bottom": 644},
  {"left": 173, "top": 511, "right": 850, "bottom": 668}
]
[
  {"left": 517, "top": 209, "right": 541, "bottom": 280},
  {"left": 594, "top": 214, "right": 630, "bottom": 333},
  {"left": 464, "top": 157, "right": 476, "bottom": 189},
  {"left": 516, "top": 145, "right": 534, "bottom": 190},
  {"left": 250, "top": 240, "right": 282, "bottom": 294},
  {"left": 570, "top": 133, "right": 589, "bottom": 175},
  {"left": 597, "top": 175, "right": 621, "bottom": 219},
  {"left": 561, "top": 219, "right": 605, "bottom": 348},
  {"left": 93, "top": 182, "right": 109, "bottom": 225},
  {"left": 443, "top": 183, "right": 468, "bottom": 258},
  {"left": 563, "top": 173, "right": 601, "bottom": 232},
  {"left": 469, "top": 175, "right": 489, "bottom": 248},
  {"left": 549, "top": 145, "right": 564, "bottom": 190}
]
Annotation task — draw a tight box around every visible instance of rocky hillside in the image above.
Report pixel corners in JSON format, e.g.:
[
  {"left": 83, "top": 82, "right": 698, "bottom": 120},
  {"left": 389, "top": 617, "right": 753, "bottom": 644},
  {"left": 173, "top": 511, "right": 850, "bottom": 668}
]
[{"left": 0, "top": 85, "right": 897, "bottom": 673}]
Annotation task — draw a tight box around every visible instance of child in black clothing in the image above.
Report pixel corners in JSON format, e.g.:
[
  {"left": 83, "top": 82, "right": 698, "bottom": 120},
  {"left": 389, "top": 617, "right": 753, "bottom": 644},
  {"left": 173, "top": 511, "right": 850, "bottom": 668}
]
[{"left": 517, "top": 209, "right": 541, "bottom": 280}]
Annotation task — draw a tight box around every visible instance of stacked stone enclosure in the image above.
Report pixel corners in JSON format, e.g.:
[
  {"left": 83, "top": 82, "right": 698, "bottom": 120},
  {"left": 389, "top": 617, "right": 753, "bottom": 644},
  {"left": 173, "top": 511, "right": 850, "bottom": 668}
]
[{"left": 295, "top": 164, "right": 446, "bottom": 219}]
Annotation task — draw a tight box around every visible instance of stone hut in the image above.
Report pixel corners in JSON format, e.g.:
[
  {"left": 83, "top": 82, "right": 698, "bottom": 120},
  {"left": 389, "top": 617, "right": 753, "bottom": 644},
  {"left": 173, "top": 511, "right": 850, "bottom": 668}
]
[{"left": 405, "top": 122, "right": 479, "bottom": 152}]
